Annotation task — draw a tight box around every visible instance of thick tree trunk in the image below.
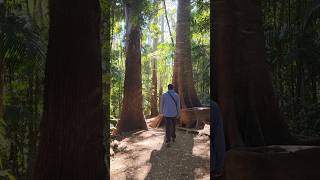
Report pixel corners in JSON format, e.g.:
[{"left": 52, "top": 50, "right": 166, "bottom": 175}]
[
  {"left": 213, "top": 0, "right": 244, "bottom": 148},
  {"left": 213, "top": 0, "right": 292, "bottom": 148},
  {"left": 33, "top": 0, "right": 107, "bottom": 179},
  {"left": 117, "top": 2, "right": 147, "bottom": 133},
  {"left": 175, "top": 0, "right": 201, "bottom": 109}
]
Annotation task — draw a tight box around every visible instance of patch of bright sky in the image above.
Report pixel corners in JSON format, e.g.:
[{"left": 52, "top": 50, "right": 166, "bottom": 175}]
[
  {"left": 145, "top": 0, "right": 177, "bottom": 46},
  {"left": 112, "top": 0, "right": 178, "bottom": 51}
]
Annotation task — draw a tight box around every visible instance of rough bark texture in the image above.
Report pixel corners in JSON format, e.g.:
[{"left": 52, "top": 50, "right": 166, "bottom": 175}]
[
  {"left": 213, "top": 0, "right": 292, "bottom": 149},
  {"left": 33, "top": 0, "right": 107, "bottom": 179},
  {"left": 150, "top": 19, "right": 158, "bottom": 117},
  {"left": 117, "top": 2, "right": 147, "bottom": 133},
  {"left": 0, "top": 1, "right": 4, "bottom": 122},
  {"left": 175, "top": 0, "right": 201, "bottom": 109},
  {"left": 0, "top": 56, "right": 3, "bottom": 123},
  {"left": 26, "top": 74, "right": 37, "bottom": 180},
  {"left": 0, "top": 55, "right": 3, "bottom": 122},
  {"left": 213, "top": 0, "right": 244, "bottom": 148},
  {"left": 225, "top": 146, "right": 320, "bottom": 180},
  {"left": 150, "top": 58, "right": 158, "bottom": 117},
  {"left": 180, "top": 107, "right": 210, "bottom": 128},
  {"left": 101, "top": 0, "right": 111, "bottom": 175},
  {"left": 158, "top": 85, "right": 163, "bottom": 109}
]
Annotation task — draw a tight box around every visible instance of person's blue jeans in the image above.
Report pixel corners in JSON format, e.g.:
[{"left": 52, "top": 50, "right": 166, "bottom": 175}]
[
  {"left": 165, "top": 117, "right": 176, "bottom": 143},
  {"left": 211, "top": 101, "right": 225, "bottom": 172},
  {"left": 213, "top": 120, "right": 225, "bottom": 172}
]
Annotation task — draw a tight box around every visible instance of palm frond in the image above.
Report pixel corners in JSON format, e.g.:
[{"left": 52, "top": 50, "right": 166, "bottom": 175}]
[{"left": 0, "top": 15, "right": 46, "bottom": 70}]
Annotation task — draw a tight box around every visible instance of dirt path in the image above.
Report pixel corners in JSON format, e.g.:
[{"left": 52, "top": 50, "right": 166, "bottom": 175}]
[{"left": 110, "top": 126, "right": 210, "bottom": 180}]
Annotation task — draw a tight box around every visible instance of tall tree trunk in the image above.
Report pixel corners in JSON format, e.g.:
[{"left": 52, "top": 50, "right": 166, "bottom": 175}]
[
  {"left": 0, "top": 56, "right": 3, "bottom": 123},
  {"left": 26, "top": 73, "right": 36, "bottom": 180},
  {"left": 150, "top": 57, "right": 158, "bottom": 117},
  {"left": 175, "top": 0, "right": 201, "bottom": 109},
  {"left": 159, "top": 10, "right": 164, "bottom": 110},
  {"left": 160, "top": 10, "right": 165, "bottom": 43},
  {"left": 0, "top": 3, "right": 4, "bottom": 126},
  {"left": 101, "top": 0, "right": 111, "bottom": 174},
  {"left": 296, "top": 60, "right": 304, "bottom": 106},
  {"left": 159, "top": 85, "right": 163, "bottom": 109},
  {"left": 33, "top": 0, "right": 107, "bottom": 179},
  {"left": 213, "top": 0, "right": 292, "bottom": 148},
  {"left": 311, "top": 67, "right": 318, "bottom": 103},
  {"left": 213, "top": 0, "right": 244, "bottom": 148},
  {"left": 117, "top": 1, "right": 147, "bottom": 133},
  {"left": 150, "top": 17, "right": 159, "bottom": 117},
  {"left": 163, "top": 0, "right": 174, "bottom": 46}
]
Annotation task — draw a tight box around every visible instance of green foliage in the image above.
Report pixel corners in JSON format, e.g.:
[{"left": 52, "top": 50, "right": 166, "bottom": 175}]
[
  {"left": 110, "top": 0, "right": 210, "bottom": 120},
  {"left": 0, "top": 170, "right": 16, "bottom": 180},
  {"left": 149, "top": 22, "right": 161, "bottom": 39},
  {"left": 262, "top": 0, "right": 320, "bottom": 137},
  {"left": 288, "top": 103, "right": 320, "bottom": 137},
  {"left": 0, "top": 15, "right": 46, "bottom": 64},
  {"left": 191, "top": 0, "right": 210, "bottom": 105},
  {"left": 0, "top": 120, "right": 9, "bottom": 168},
  {"left": 0, "top": 1, "right": 47, "bottom": 179},
  {"left": 303, "top": 0, "right": 320, "bottom": 29},
  {"left": 191, "top": 0, "right": 210, "bottom": 34},
  {"left": 123, "top": 0, "right": 155, "bottom": 26}
]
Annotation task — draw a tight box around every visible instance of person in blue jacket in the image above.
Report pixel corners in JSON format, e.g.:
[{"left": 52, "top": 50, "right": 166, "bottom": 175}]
[
  {"left": 160, "top": 84, "right": 181, "bottom": 147},
  {"left": 211, "top": 100, "right": 225, "bottom": 178}
]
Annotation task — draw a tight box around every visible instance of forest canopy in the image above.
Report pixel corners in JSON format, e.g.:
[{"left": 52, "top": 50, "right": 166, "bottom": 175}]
[
  {"left": 110, "top": 0, "right": 210, "bottom": 122},
  {"left": 0, "top": 0, "right": 320, "bottom": 179}
]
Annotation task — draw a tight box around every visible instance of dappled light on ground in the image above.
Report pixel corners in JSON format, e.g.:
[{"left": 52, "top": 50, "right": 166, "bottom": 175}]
[{"left": 110, "top": 126, "right": 210, "bottom": 180}]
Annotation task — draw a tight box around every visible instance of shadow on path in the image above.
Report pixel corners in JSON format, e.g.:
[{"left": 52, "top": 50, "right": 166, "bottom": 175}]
[{"left": 144, "top": 130, "right": 209, "bottom": 180}]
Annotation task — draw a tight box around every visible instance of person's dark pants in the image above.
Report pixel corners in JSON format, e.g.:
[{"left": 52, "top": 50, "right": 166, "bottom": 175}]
[{"left": 165, "top": 117, "right": 176, "bottom": 143}]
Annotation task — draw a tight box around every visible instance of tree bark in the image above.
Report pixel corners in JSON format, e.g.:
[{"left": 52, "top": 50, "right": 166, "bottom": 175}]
[
  {"left": 150, "top": 58, "right": 158, "bottom": 117},
  {"left": 175, "top": 0, "right": 201, "bottom": 109},
  {"left": 150, "top": 18, "right": 159, "bottom": 117},
  {"left": 159, "top": 85, "right": 163, "bottom": 109},
  {"left": 33, "top": 0, "right": 107, "bottom": 179},
  {"left": 117, "top": 1, "right": 147, "bottom": 133},
  {"left": 101, "top": 0, "right": 111, "bottom": 174},
  {"left": 213, "top": 0, "right": 292, "bottom": 148},
  {"left": 213, "top": 0, "right": 244, "bottom": 148},
  {"left": 26, "top": 73, "right": 36, "bottom": 180},
  {"left": 0, "top": 2, "right": 4, "bottom": 123},
  {"left": 0, "top": 56, "right": 3, "bottom": 123}
]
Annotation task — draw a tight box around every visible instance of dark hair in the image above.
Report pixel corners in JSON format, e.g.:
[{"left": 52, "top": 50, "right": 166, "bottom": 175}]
[{"left": 168, "top": 84, "right": 174, "bottom": 90}]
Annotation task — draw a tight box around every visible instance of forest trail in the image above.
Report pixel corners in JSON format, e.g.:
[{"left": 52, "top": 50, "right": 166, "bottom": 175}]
[{"left": 110, "top": 122, "right": 210, "bottom": 180}]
